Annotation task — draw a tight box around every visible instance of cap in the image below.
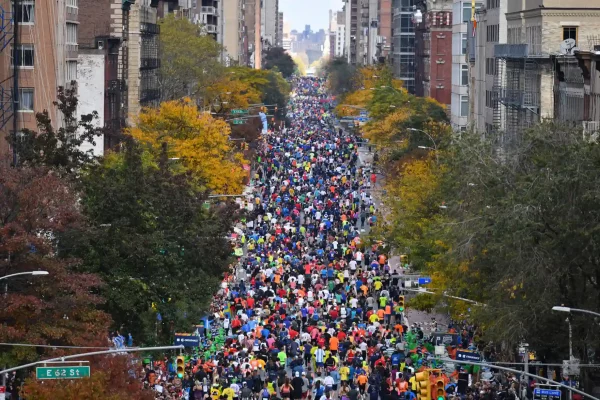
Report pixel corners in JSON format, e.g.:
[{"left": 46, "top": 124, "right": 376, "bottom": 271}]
[{"left": 295, "top": 372, "right": 300, "bottom": 377}]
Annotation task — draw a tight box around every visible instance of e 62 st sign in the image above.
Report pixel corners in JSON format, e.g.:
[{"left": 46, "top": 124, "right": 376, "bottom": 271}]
[{"left": 36, "top": 366, "right": 90, "bottom": 379}]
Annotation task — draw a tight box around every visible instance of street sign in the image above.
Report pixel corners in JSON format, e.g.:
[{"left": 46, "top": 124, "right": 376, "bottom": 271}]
[
  {"left": 534, "top": 389, "right": 561, "bottom": 400},
  {"left": 36, "top": 366, "right": 90, "bottom": 379},
  {"left": 231, "top": 109, "right": 248, "bottom": 115},
  {"left": 418, "top": 277, "right": 432, "bottom": 285},
  {"left": 174, "top": 334, "right": 200, "bottom": 347},
  {"left": 563, "top": 359, "right": 580, "bottom": 376},
  {"left": 232, "top": 118, "right": 245, "bottom": 125},
  {"left": 432, "top": 333, "right": 459, "bottom": 346},
  {"left": 0, "top": 386, "right": 5, "bottom": 400},
  {"left": 456, "top": 350, "right": 482, "bottom": 362},
  {"left": 359, "top": 110, "right": 367, "bottom": 117}
]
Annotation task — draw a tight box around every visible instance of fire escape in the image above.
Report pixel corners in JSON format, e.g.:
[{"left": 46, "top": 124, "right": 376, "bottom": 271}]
[{"left": 0, "top": 5, "right": 14, "bottom": 130}]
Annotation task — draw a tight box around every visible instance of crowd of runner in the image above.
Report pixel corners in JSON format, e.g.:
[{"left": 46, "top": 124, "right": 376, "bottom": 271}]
[{"left": 140, "top": 78, "right": 543, "bottom": 400}]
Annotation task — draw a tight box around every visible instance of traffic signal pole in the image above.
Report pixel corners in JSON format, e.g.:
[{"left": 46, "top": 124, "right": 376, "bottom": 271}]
[
  {"left": 0, "top": 345, "right": 184, "bottom": 377},
  {"left": 441, "top": 358, "right": 598, "bottom": 400}
]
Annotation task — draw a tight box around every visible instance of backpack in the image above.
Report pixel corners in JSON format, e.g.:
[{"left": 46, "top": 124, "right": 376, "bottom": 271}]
[{"left": 262, "top": 388, "right": 271, "bottom": 399}]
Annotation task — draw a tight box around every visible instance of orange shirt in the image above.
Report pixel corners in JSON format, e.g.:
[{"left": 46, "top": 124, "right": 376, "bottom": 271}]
[
  {"left": 329, "top": 336, "right": 339, "bottom": 351},
  {"left": 356, "top": 375, "right": 368, "bottom": 385},
  {"left": 377, "top": 309, "right": 385, "bottom": 319}
]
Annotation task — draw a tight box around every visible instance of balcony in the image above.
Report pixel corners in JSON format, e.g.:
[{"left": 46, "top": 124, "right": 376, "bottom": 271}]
[
  {"left": 494, "top": 44, "right": 528, "bottom": 59},
  {"left": 106, "top": 79, "right": 126, "bottom": 93},
  {"left": 140, "top": 88, "right": 161, "bottom": 103},
  {"left": 494, "top": 87, "right": 540, "bottom": 110},
  {"left": 140, "top": 22, "right": 160, "bottom": 35},
  {"left": 201, "top": 6, "right": 217, "bottom": 15},
  {"left": 140, "top": 58, "right": 161, "bottom": 69},
  {"left": 205, "top": 24, "right": 217, "bottom": 33}
]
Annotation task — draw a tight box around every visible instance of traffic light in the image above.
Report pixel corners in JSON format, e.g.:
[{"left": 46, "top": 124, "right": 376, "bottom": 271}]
[
  {"left": 398, "top": 296, "right": 405, "bottom": 312},
  {"left": 415, "top": 370, "right": 430, "bottom": 400},
  {"left": 176, "top": 355, "right": 185, "bottom": 378},
  {"left": 435, "top": 379, "right": 446, "bottom": 400}
]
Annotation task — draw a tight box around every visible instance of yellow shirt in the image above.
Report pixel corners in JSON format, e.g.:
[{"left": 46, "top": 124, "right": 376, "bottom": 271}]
[
  {"left": 222, "top": 388, "right": 235, "bottom": 400},
  {"left": 340, "top": 366, "right": 350, "bottom": 381}
]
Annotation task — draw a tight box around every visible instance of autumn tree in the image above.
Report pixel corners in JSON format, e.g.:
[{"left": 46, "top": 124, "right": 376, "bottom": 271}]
[
  {"left": 128, "top": 98, "right": 247, "bottom": 194},
  {"left": 21, "top": 355, "right": 154, "bottom": 400},
  {"left": 159, "top": 14, "right": 223, "bottom": 102},
  {"left": 323, "top": 57, "right": 359, "bottom": 96},
  {"left": 6, "top": 85, "right": 103, "bottom": 172},
  {"left": 59, "top": 142, "right": 239, "bottom": 344},
  {"left": 0, "top": 164, "right": 112, "bottom": 370}
]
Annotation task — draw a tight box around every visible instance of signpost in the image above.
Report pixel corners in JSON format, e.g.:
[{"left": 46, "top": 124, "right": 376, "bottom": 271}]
[
  {"left": 432, "top": 333, "right": 459, "bottom": 346},
  {"left": 456, "top": 350, "right": 482, "bottom": 362},
  {"left": 36, "top": 366, "right": 90, "bottom": 379},
  {"left": 174, "top": 333, "right": 200, "bottom": 347},
  {"left": 534, "top": 388, "right": 562, "bottom": 400},
  {"left": 418, "top": 277, "right": 432, "bottom": 285}
]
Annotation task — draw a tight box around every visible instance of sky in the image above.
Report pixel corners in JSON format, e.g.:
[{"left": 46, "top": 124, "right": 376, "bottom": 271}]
[{"left": 279, "top": 0, "right": 345, "bottom": 33}]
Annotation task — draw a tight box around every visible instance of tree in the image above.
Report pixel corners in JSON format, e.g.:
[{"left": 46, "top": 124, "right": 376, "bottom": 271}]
[
  {"left": 323, "top": 57, "right": 359, "bottom": 96},
  {"left": 292, "top": 55, "right": 307, "bottom": 76},
  {"left": 263, "top": 47, "right": 296, "bottom": 78},
  {"left": 0, "top": 164, "right": 112, "bottom": 370},
  {"left": 6, "top": 85, "right": 103, "bottom": 172},
  {"left": 204, "top": 72, "right": 262, "bottom": 115},
  {"left": 128, "top": 98, "right": 247, "bottom": 194},
  {"left": 60, "top": 142, "right": 239, "bottom": 344},
  {"left": 21, "top": 355, "right": 154, "bottom": 399},
  {"left": 159, "top": 14, "right": 223, "bottom": 102}
]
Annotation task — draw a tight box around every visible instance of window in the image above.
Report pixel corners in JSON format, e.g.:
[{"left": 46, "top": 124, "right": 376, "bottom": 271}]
[
  {"left": 400, "top": 14, "right": 413, "bottom": 33},
  {"left": 66, "top": 23, "right": 78, "bottom": 45},
  {"left": 563, "top": 26, "right": 578, "bottom": 45},
  {"left": 461, "top": 64, "right": 469, "bottom": 86},
  {"left": 460, "top": 95, "right": 469, "bottom": 117},
  {"left": 487, "top": 24, "right": 499, "bottom": 43},
  {"left": 11, "top": 44, "right": 34, "bottom": 68},
  {"left": 66, "top": 60, "right": 77, "bottom": 82},
  {"left": 461, "top": 33, "right": 467, "bottom": 55},
  {"left": 18, "top": 88, "right": 34, "bottom": 112},
  {"left": 13, "top": 0, "right": 34, "bottom": 24},
  {"left": 486, "top": 0, "right": 499, "bottom": 9},
  {"left": 66, "top": 0, "right": 77, "bottom": 6},
  {"left": 400, "top": 36, "right": 414, "bottom": 52}
]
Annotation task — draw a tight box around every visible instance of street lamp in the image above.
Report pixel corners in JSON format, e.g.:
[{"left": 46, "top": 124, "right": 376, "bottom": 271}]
[
  {"left": 552, "top": 306, "right": 600, "bottom": 318},
  {"left": 409, "top": 128, "right": 438, "bottom": 151},
  {"left": 0, "top": 271, "right": 49, "bottom": 281}
]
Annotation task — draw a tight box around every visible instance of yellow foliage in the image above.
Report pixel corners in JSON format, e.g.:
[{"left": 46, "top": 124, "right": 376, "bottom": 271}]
[
  {"left": 363, "top": 108, "right": 412, "bottom": 144},
  {"left": 335, "top": 89, "right": 372, "bottom": 117},
  {"left": 128, "top": 98, "right": 247, "bottom": 194},
  {"left": 205, "top": 74, "right": 262, "bottom": 112}
]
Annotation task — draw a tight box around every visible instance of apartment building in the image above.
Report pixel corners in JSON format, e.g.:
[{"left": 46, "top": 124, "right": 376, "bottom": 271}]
[
  {"left": 336, "top": 11, "right": 346, "bottom": 58},
  {"left": 277, "top": 12, "right": 283, "bottom": 47},
  {"left": 244, "top": 0, "right": 262, "bottom": 68},
  {"left": 378, "top": 0, "right": 392, "bottom": 61},
  {"left": 391, "top": 0, "right": 416, "bottom": 93},
  {"left": 413, "top": 0, "right": 452, "bottom": 108},
  {"left": 222, "top": 0, "right": 247, "bottom": 65},
  {"left": 449, "top": 0, "right": 482, "bottom": 129},
  {"left": 469, "top": 0, "right": 506, "bottom": 134},
  {"left": 345, "top": 0, "right": 358, "bottom": 65},
  {"left": 0, "top": 0, "right": 80, "bottom": 160},
  {"left": 488, "top": 0, "right": 600, "bottom": 141},
  {"left": 261, "top": 0, "right": 278, "bottom": 48}
]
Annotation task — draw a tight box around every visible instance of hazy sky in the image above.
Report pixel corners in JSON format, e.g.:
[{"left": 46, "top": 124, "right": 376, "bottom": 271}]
[{"left": 280, "top": 0, "right": 345, "bottom": 33}]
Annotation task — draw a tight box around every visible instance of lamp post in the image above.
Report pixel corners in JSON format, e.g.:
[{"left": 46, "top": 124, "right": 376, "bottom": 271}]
[
  {"left": 552, "top": 306, "right": 600, "bottom": 318},
  {"left": 409, "top": 128, "right": 437, "bottom": 151},
  {"left": 0, "top": 271, "right": 49, "bottom": 281}
]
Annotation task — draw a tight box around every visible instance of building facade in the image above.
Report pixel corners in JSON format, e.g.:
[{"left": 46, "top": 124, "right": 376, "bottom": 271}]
[
  {"left": 378, "top": 0, "right": 392, "bottom": 61},
  {"left": 345, "top": 0, "right": 358, "bottom": 65},
  {"left": 0, "top": 0, "right": 80, "bottom": 159},
  {"left": 413, "top": 0, "right": 452, "bottom": 108},
  {"left": 336, "top": 11, "right": 346, "bottom": 58},
  {"left": 261, "top": 0, "right": 278, "bottom": 48},
  {"left": 391, "top": 0, "right": 416, "bottom": 93},
  {"left": 222, "top": 0, "right": 247, "bottom": 65},
  {"left": 490, "top": 0, "right": 600, "bottom": 142}
]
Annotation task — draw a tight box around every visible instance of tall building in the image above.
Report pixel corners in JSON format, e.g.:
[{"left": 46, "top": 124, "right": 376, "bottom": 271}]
[
  {"left": 0, "top": 0, "right": 81, "bottom": 160},
  {"left": 244, "top": 0, "right": 262, "bottom": 68},
  {"left": 478, "top": 0, "right": 600, "bottom": 140},
  {"left": 222, "top": 0, "right": 247, "bottom": 65},
  {"left": 278, "top": 12, "right": 284, "bottom": 47},
  {"left": 391, "top": 0, "right": 416, "bottom": 93},
  {"left": 414, "top": 0, "right": 453, "bottom": 108},
  {"left": 261, "top": 0, "right": 278, "bottom": 48},
  {"left": 378, "top": 0, "right": 393, "bottom": 61},
  {"left": 336, "top": 11, "right": 346, "bottom": 58},
  {"left": 345, "top": 0, "right": 358, "bottom": 65},
  {"left": 449, "top": 0, "right": 483, "bottom": 130},
  {"left": 198, "top": 0, "right": 221, "bottom": 42}
]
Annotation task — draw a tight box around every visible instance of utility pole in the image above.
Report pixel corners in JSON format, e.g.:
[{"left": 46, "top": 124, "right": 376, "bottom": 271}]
[{"left": 11, "top": 0, "right": 20, "bottom": 166}]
